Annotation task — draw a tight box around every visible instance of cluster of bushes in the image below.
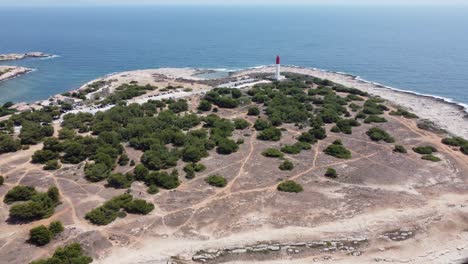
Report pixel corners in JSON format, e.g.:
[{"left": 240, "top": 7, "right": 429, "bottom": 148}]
[
  {"left": 362, "top": 98, "right": 388, "bottom": 115},
  {"left": 257, "top": 127, "right": 282, "bottom": 141},
  {"left": 5, "top": 186, "right": 60, "bottom": 222},
  {"left": 277, "top": 180, "right": 303, "bottom": 193},
  {"left": 183, "top": 163, "right": 206, "bottom": 179},
  {"left": 30, "top": 243, "right": 92, "bottom": 264},
  {"left": 332, "top": 119, "right": 360, "bottom": 134},
  {"left": 198, "top": 100, "right": 212, "bottom": 111},
  {"left": 413, "top": 146, "right": 438, "bottom": 155},
  {"left": 203, "top": 88, "right": 244, "bottom": 109},
  {"left": 366, "top": 127, "right": 395, "bottom": 143},
  {"left": 412, "top": 146, "right": 441, "bottom": 162},
  {"left": 364, "top": 115, "right": 387, "bottom": 124},
  {"left": 442, "top": 137, "right": 468, "bottom": 155},
  {"left": 280, "top": 142, "right": 311, "bottom": 154},
  {"left": 390, "top": 108, "right": 418, "bottom": 119},
  {"left": 262, "top": 148, "right": 284, "bottom": 158},
  {"left": 29, "top": 221, "right": 64, "bottom": 246},
  {"left": 85, "top": 193, "right": 154, "bottom": 225},
  {"left": 205, "top": 174, "right": 227, "bottom": 187},
  {"left": 298, "top": 126, "right": 326, "bottom": 144},
  {"left": 324, "top": 140, "right": 352, "bottom": 159},
  {"left": 0, "top": 133, "right": 21, "bottom": 154}
]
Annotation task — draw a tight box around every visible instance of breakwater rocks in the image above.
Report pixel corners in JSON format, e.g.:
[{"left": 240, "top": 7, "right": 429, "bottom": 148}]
[{"left": 192, "top": 237, "right": 368, "bottom": 263}]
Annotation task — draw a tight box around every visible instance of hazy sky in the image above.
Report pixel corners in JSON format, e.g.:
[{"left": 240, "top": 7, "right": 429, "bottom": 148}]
[{"left": 1, "top": 0, "right": 467, "bottom": 6}]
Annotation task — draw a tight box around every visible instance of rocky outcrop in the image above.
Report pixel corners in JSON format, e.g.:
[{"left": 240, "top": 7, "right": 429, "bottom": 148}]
[
  {"left": 192, "top": 237, "right": 368, "bottom": 263},
  {"left": 0, "top": 52, "right": 51, "bottom": 61}
]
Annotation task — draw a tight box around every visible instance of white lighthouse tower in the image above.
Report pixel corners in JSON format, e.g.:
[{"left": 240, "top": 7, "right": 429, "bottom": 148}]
[{"left": 274, "top": 55, "right": 285, "bottom": 81}]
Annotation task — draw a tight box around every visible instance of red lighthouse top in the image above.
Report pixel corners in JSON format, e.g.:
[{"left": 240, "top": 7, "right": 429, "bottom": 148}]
[{"left": 276, "top": 55, "right": 280, "bottom": 65}]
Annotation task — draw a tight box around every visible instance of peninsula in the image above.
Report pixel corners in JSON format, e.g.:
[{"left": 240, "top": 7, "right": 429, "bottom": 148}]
[
  {"left": 0, "top": 66, "right": 467, "bottom": 264},
  {"left": 0, "top": 52, "right": 52, "bottom": 82},
  {"left": 0, "top": 52, "right": 51, "bottom": 61}
]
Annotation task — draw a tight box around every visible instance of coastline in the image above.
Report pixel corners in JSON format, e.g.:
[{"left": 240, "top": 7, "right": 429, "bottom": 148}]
[
  {"left": 233, "top": 65, "right": 468, "bottom": 139},
  {"left": 0, "top": 66, "right": 33, "bottom": 83},
  {"left": 0, "top": 52, "right": 51, "bottom": 61}
]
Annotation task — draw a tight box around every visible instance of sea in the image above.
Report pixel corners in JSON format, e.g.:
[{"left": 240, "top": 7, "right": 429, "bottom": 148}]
[{"left": 0, "top": 6, "right": 468, "bottom": 108}]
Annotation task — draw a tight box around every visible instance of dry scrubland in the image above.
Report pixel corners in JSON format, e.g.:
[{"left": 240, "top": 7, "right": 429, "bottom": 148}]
[{"left": 0, "top": 70, "right": 467, "bottom": 264}]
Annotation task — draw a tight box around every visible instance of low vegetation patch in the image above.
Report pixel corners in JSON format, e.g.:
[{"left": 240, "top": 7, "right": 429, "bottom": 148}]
[
  {"left": 364, "top": 115, "right": 387, "bottom": 124},
  {"left": 413, "top": 146, "right": 437, "bottom": 155},
  {"left": 324, "top": 140, "right": 352, "bottom": 159},
  {"left": 262, "top": 148, "right": 284, "bottom": 158},
  {"left": 205, "top": 175, "right": 227, "bottom": 187},
  {"left": 390, "top": 108, "right": 418, "bottom": 119},
  {"left": 29, "top": 221, "right": 64, "bottom": 246},
  {"left": 5, "top": 186, "right": 60, "bottom": 222},
  {"left": 30, "top": 243, "right": 92, "bottom": 264},
  {"left": 325, "top": 168, "right": 337, "bottom": 178},
  {"left": 421, "top": 154, "right": 441, "bottom": 162},
  {"left": 85, "top": 194, "right": 153, "bottom": 225},
  {"left": 366, "top": 127, "right": 395, "bottom": 143},
  {"left": 393, "top": 145, "right": 407, "bottom": 154},
  {"left": 279, "top": 160, "right": 294, "bottom": 171},
  {"left": 277, "top": 180, "right": 303, "bottom": 193}
]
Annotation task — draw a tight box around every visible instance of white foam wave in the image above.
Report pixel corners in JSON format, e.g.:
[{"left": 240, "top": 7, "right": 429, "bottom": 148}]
[{"left": 40, "top": 54, "right": 60, "bottom": 60}]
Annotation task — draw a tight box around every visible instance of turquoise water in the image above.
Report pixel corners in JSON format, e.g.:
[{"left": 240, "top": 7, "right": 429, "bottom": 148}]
[{"left": 0, "top": 6, "right": 468, "bottom": 106}]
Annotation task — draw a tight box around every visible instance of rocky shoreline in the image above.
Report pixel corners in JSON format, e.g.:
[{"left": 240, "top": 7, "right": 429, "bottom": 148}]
[
  {"left": 0, "top": 52, "right": 51, "bottom": 61},
  {"left": 0, "top": 65, "right": 33, "bottom": 83}
]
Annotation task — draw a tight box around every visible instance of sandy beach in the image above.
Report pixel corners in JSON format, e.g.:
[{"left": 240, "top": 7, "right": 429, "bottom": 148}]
[{"left": 233, "top": 66, "right": 468, "bottom": 139}]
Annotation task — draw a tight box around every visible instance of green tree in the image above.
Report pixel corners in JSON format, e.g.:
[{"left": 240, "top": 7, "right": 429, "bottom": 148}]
[
  {"left": 279, "top": 160, "right": 294, "bottom": 171},
  {"left": 48, "top": 221, "right": 64, "bottom": 237}
]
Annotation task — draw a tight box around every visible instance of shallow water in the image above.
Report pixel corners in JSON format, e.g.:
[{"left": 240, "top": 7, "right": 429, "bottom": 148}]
[{"left": 0, "top": 6, "right": 467, "bottom": 104}]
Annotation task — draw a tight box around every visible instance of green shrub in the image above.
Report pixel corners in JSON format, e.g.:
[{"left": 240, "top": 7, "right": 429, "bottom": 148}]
[
  {"left": 393, "top": 145, "right": 407, "bottom": 153},
  {"left": 0, "top": 175, "right": 4, "bottom": 185},
  {"left": 257, "top": 127, "right": 282, "bottom": 141},
  {"left": 233, "top": 118, "right": 250, "bottom": 130},
  {"left": 281, "top": 145, "right": 301, "bottom": 154},
  {"left": 205, "top": 175, "right": 227, "bottom": 187},
  {"left": 277, "top": 180, "right": 303, "bottom": 193},
  {"left": 216, "top": 138, "right": 239, "bottom": 155},
  {"left": 198, "top": 100, "right": 212, "bottom": 111},
  {"left": 441, "top": 137, "right": 468, "bottom": 147},
  {"left": 335, "top": 119, "right": 360, "bottom": 134},
  {"left": 461, "top": 144, "right": 468, "bottom": 155},
  {"left": 118, "top": 153, "right": 129, "bottom": 166},
  {"left": 107, "top": 173, "right": 134, "bottom": 189},
  {"left": 366, "top": 127, "right": 395, "bottom": 143},
  {"left": 29, "top": 225, "right": 52, "bottom": 246},
  {"left": 247, "top": 106, "right": 260, "bottom": 116},
  {"left": 262, "top": 148, "right": 284, "bottom": 158},
  {"left": 421, "top": 154, "right": 441, "bottom": 162},
  {"left": 147, "top": 185, "right": 159, "bottom": 194},
  {"left": 133, "top": 164, "right": 149, "bottom": 181},
  {"left": 152, "top": 170, "right": 180, "bottom": 190},
  {"left": 279, "top": 160, "right": 294, "bottom": 171},
  {"left": 324, "top": 142, "right": 352, "bottom": 159},
  {"left": 4, "top": 185, "right": 37, "bottom": 204},
  {"left": 48, "top": 221, "right": 64, "bottom": 237},
  {"left": 44, "top": 159, "right": 61, "bottom": 171},
  {"left": 123, "top": 199, "right": 154, "bottom": 215},
  {"left": 331, "top": 126, "right": 340, "bottom": 133},
  {"left": 389, "top": 108, "right": 418, "bottom": 119},
  {"left": 254, "top": 119, "right": 271, "bottom": 131},
  {"left": 298, "top": 132, "right": 317, "bottom": 144},
  {"left": 32, "top": 150, "right": 59, "bottom": 164},
  {"left": 0, "top": 134, "right": 21, "bottom": 154},
  {"left": 364, "top": 115, "right": 387, "bottom": 124},
  {"left": 84, "top": 163, "right": 111, "bottom": 182},
  {"left": 325, "top": 168, "right": 337, "bottom": 178},
  {"left": 30, "top": 243, "right": 93, "bottom": 264},
  {"left": 413, "top": 146, "right": 437, "bottom": 155}
]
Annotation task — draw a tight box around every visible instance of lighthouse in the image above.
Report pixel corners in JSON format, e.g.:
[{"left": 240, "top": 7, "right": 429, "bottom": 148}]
[{"left": 275, "top": 55, "right": 281, "bottom": 81}]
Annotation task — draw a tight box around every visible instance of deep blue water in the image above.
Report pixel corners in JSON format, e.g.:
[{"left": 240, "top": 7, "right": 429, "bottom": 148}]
[{"left": 1, "top": 6, "right": 468, "bottom": 105}]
